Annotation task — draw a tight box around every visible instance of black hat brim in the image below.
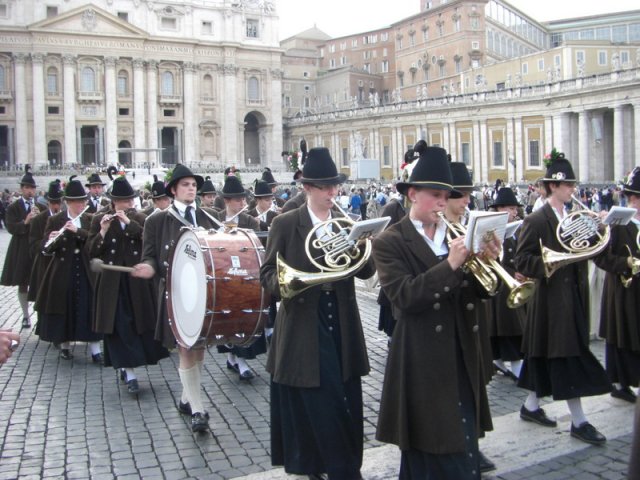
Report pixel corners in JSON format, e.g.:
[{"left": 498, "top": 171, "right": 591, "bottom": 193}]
[
  {"left": 299, "top": 173, "right": 347, "bottom": 185},
  {"left": 396, "top": 181, "right": 452, "bottom": 196},
  {"left": 623, "top": 187, "right": 640, "bottom": 196},
  {"left": 220, "top": 190, "right": 249, "bottom": 198}
]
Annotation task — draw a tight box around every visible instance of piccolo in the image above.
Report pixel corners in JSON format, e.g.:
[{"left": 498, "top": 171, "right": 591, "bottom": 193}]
[{"left": 43, "top": 205, "right": 90, "bottom": 249}]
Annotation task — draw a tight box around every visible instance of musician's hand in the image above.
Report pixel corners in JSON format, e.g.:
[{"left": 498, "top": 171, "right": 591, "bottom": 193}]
[
  {"left": 514, "top": 272, "right": 528, "bottom": 282},
  {"left": 48, "top": 230, "right": 60, "bottom": 241},
  {"left": 447, "top": 236, "right": 470, "bottom": 271},
  {"left": 114, "top": 210, "right": 130, "bottom": 225},
  {"left": 0, "top": 330, "right": 19, "bottom": 365},
  {"left": 65, "top": 221, "right": 78, "bottom": 233},
  {"left": 131, "top": 263, "right": 155, "bottom": 279},
  {"left": 24, "top": 210, "right": 37, "bottom": 225},
  {"left": 478, "top": 233, "right": 501, "bottom": 262}
]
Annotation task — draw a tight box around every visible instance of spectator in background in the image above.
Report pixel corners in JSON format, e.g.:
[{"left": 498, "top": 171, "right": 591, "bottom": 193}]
[
  {"left": 349, "top": 187, "right": 362, "bottom": 217},
  {"left": 359, "top": 188, "right": 368, "bottom": 220}
]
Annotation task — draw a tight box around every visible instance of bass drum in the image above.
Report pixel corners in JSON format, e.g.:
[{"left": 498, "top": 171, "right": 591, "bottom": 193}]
[{"left": 166, "top": 227, "right": 267, "bottom": 349}]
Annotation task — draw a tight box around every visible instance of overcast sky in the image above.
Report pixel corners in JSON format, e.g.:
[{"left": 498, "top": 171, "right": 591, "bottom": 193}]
[{"left": 276, "top": 0, "right": 639, "bottom": 40}]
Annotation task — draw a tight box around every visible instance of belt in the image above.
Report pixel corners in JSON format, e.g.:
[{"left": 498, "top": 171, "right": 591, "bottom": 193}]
[{"left": 320, "top": 283, "right": 335, "bottom": 292}]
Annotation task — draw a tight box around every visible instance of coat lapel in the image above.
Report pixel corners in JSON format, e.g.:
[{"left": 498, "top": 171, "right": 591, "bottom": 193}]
[{"left": 398, "top": 216, "right": 440, "bottom": 270}]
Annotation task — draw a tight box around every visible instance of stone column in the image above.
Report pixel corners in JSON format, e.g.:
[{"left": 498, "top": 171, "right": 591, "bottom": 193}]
[
  {"left": 478, "top": 120, "right": 488, "bottom": 184},
  {"left": 552, "top": 112, "right": 571, "bottom": 155},
  {"left": 472, "top": 120, "right": 482, "bottom": 184},
  {"left": 269, "top": 68, "right": 284, "bottom": 169},
  {"left": 578, "top": 110, "right": 590, "bottom": 182},
  {"left": 443, "top": 122, "right": 451, "bottom": 153},
  {"left": 31, "top": 53, "right": 47, "bottom": 168},
  {"left": 634, "top": 104, "right": 640, "bottom": 168},
  {"left": 62, "top": 54, "right": 77, "bottom": 166},
  {"left": 506, "top": 117, "right": 515, "bottom": 182},
  {"left": 221, "top": 63, "right": 238, "bottom": 165},
  {"left": 146, "top": 60, "right": 159, "bottom": 167},
  {"left": 182, "top": 62, "right": 197, "bottom": 165},
  {"left": 104, "top": 56, "right": 117, "bottom": 166},
  {"left": 544, "top": 115, "right": 553, "bottom": 155},
  {"left": 13, "top": 53, "right": 28, "bottom": 167},
  {"left": 133, "top": 58, "right": 146, "bottom": 168},
  {"left": 513, "top": 117, "right": 524, "bottom": 183},
  {"left": 613, "top": 105, "right": 625, "bottom": 182},
  {"left": 449, "top": 122, "right": 457, "bottom": 160}
]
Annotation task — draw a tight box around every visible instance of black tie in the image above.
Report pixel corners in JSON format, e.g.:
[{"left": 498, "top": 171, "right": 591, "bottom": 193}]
[
  {"left": 25, "top": 200, "right": 31, "bottom": 213},
  {"left": 184, "top": 206, "right": 195, "bottom": 226}
]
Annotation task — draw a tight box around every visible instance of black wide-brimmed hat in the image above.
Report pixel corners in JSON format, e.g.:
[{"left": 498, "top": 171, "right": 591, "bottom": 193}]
[
  {"left": 253, "top": 180, "right": 273, "bottom": 197},
  {"left": 221, "top": 175, "right": 247, "bottom": 198},
  {"left": 261, "top": 168, "right": 277, "bottom": 186},
  {"left": 85, "top": 172, "right": 106, "bottom": 187},
  {"left": 396, "top": 146, "right": 453, "bottom": 195},
  {"left": 623, "top": 166, "right": 640, "bottom": 195},
  {"left": 20, "top": 165, "right": 37, "bottom": 188},
  {"left": 45, "top": 180, "right": 63, "bottom": 201},
  {"left": 449, "top": 162, "right": 475, "bottom": 199},
  {"left": 490, "top": 187, "right": 522, "bottom": 208},
  {"left": 151, "top": 175, "right": 167, "bottom": 199},
  {"left": 64, "top": 176, "right": 88, "bottom": 200},
  {"left": 542, "top": 150, "right": 577, "bottom": 183},
  {"left": 165, "top": 164, "right": 204, "bottom": 198},
  {"left": 199, "top": 176, "right": 216, "bottom": 195},
  {"left": 299, "top": 147, "right": 347, "bottom": 185},
  {"left": 108, "top": 176, "right": 136, "bottom": 200}
]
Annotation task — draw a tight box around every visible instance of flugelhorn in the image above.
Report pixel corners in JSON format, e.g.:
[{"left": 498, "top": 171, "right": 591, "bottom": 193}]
[
  {"left": 43, "top": 205, "right": 90, "bottom": 250},
  {"left": 437, "top": 213, "right": 535, "bottom": 308},
  {"left": 541, "top": 195, "right": 610, "bottom": 278},
  {"left": 276, "top": 199, "right": 372, "bottom": 299},
  {"left": 621, "top": 230, "right": 640, "bottom": 288}
]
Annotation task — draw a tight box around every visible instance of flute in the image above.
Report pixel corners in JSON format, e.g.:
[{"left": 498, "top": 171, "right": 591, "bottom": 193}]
[{"left": 43, "top": 205, "right": 90, "bottom": 249}]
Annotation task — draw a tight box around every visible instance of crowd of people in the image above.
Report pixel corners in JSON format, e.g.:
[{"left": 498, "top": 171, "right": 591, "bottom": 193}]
[{"left": 1, "top": 147, "right": 639, "bottom": 480}]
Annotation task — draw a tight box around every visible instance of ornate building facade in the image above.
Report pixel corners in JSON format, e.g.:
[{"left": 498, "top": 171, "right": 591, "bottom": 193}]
[{"left": 0, "top": 0, "right": 283, "bottom": 169}]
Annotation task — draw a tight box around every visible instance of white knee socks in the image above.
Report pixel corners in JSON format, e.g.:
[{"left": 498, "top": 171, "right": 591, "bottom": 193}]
[
  {"left": 566, "top": 398, "right": 587, "bottom": 427},
  {"left": 524, "top": 392, "right": 540, "bottom": 412},
  {"left": 89, "top": 342, "right": 101, "bottom": 355},
  {"left": 179, "top": 365, "right": 204, "bottom": 414},
  {"left": 18, "top": 291, "right": 29, "bottom": 318}
]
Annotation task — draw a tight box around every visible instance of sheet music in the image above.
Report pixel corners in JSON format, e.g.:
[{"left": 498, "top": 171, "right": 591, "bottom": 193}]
[
  {"left": 346, "top": 216, "right": 391, "bottom": 243},
  {"left": 603, "top": 206, "right": 637, "bottom": 226},
  {"left": 464, "top": 211, "right": 509, "bottom": 254}
]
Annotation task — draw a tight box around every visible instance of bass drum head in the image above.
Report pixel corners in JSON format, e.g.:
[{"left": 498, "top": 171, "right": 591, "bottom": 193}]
[{"left": 169, "top": 229, "right": 207, "bottom": 348}]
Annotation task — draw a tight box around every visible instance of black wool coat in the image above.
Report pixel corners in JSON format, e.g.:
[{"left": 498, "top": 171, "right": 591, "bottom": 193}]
[
  {"left": 27, "top": 209, "right": 54, "bottom": 301},
  {"left": 1, "top": 199, "right": 33, "bottom": 286}
]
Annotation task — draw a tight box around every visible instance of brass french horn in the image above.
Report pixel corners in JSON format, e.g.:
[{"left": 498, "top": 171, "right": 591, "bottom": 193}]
[
  {"left": 620, "top": 230, "right": 640, "bottom": 288},
  {"left": 541, "top": 195, "right": 610, "bottom": 278},
  {"left": 277, "top": 199, "right": 372, "bottom": 299}
]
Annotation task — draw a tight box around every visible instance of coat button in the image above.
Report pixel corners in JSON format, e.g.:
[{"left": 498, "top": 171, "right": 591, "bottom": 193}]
[
  {"left": 434, "top": 293, "right": 440, "bottom": 299},
  {"left": 110, "top": 249, "right": 116, "bottom": 254},
  {"left": 435, "top": 325, "right": 443, "bottom": 333},
  {"left": 328, "top": 314, "right": 333, "bottom": 319},
  {"left": 112, "top": 238, "right": 116, "bottom": 243},
  {"left": 109, "top": 261, "right": 113, "bottom": 265},
  {"left": 472, "top": 325, "right": 479, "bottom": 332},
  {"left": 443, "top": 286, "right": 450, "bottom": 292},
  {"left": 165, "top": 244, "right": 170, "bottom": 250},
  {"left": 466, "top": 303, "right": 475, "bottom": 311},
  {"left": 433, "top": 303, "right": 440, "bottom": 310},
  {"left": 508, "top": 248, "right": 513, "bottom": 253},
  {"left": 327, "top": 302, "right": 332, "bottom": 307},
  {"left": 133, "top": 251, "right": 138, "bottom": 255}
]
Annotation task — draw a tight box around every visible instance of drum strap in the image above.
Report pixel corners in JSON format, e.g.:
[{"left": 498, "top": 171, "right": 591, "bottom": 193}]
[{"left": 168, "top": 206, "right": 194, "bottom": 228}]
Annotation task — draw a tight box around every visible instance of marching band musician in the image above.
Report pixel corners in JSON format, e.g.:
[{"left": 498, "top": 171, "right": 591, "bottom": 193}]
[
  {"left": 85, "top": 172, "right": 109, "bottom": 214},
  {"left": 372, "top": 146, "right": 496, "bottom": 479},
  {"left": 260, "top": 147, "right": 375, "bottom": 479},
  {"left": 514, "top": 151, "right": 611, "bottom": 445},
  {"left": 27, "top": 181, "right": 63, "bottom": 320},
  {"left": 212, "top": 175, "right": 263, "bottom": 382},
  {"left": 132, "top": 164, "right": 219, "bottom": 433},
  {"left": 34, "top": 176, "right": 103, "bottom": 362},
  {"left": 198, "top": 176, "right": 219, "bottom": 211},
  {"left": 261, "top": 168, "right": 285, "bottom": 209},
  {"left": 594, "top": 166, "right": 640, "bottom": 404},
  {"left": 1, "top": 166, "right": 38, "bottom": 330},
  {"left": 488, "top": 187, "right": 526, "bottom": 381},
  {"left": 87, "top": 175, "right": 169, "bottom": 395},
  {"left": 142, "top": 175, "right": 171, "bottom": 216}
]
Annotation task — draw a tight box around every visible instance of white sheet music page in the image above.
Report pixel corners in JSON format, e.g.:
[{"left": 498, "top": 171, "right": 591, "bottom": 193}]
[
  {"left": 465, "top": 211, "right": 509, "bottom": 254},
  {"left": 603, "top": 206, "right": 637, "bottom": 226}
]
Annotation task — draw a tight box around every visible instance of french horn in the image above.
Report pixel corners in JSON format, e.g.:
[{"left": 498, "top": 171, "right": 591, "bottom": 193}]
[
  {"left": 620, "top": 229, "right": 640, "bottom": 288},
  {"left": 277, "top": 199, "right": 372, "bottom": 299},
  {"left": 541, "top": 195, "right": 610, "bottom": 278}
]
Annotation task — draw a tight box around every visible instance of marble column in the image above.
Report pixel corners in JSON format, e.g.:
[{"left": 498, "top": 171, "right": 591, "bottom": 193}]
[
  {"left": 182, "top": 62, "right": 196, "bottom": 165},
  {"left": 472, "top": 120, "right": 481, "bottom": 184},
  {"left": 578, "top": 110, "right": 590, "bottom": 182},
  {"left": 442, "top": 121, "right": 451, "bottom": 153},
  {"left": 269, "top": 68, "right": 284, "bottom": 169},
  {"left": 104, "top": 56, "right": 117, "bottom": 166},
  {"left": 634, "top": 104, "right": 640, "bottom": 168},
  {"left": 146, "top": 60, "right": 158, "bottom": 167},
  {"left": 222, "top": 63, "right": 238, "bottom": 165},
  {"left": 13, "top": 53, "right": 28, "bottom": 167},
  {"left": 513, "top": 117, "right": 524, "bottom": 183},
  {"left": 552, "top": 112, "right": 571, "bottom": 155},
  {"left": 506, "top": 117, "right": 515, "bottom": 183},
  {"left": 62, "top": 54, "right": 77, "bottom": 166},
  {"left": 544, "top": 115, "right": 553, "bottom": 155},
  {"left": 31, "top": 53, "right": 47, "bottom": 167},
  {"left": 478, "top": 120, "right": 488, "bottom": 184},
  {"left": 132, "top": 58, "right": 146, "bottom": 168},
  {"left": 613, "top": 105, "right": 625, "bottom": 182}
]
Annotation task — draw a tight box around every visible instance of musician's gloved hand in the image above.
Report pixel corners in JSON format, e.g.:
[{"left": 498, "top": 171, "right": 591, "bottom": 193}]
[{"left": 131, "top": 263, "right": 155, "bottom": 279}]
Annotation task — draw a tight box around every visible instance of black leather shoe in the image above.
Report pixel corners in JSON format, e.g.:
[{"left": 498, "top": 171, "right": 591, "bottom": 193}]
[
  {"left": 520, "top": 405, "right": 557, "bottom": 427},
  {"left": 611, "top": 386, "right": 637, "bottom": 404},
  {"left": 21, "top": 318, "right": 31, "bottom": 330},
  {"left": 494, "top": 363, "right": 518, "bottom": 381},
  {"left": 60, "top": 349, "right": 73, "bottom": 360},
  {"left": 239, "top": 369, "right": 255, "bottom": 381},
  {"left": 178, "top": 402, "right": 210, "bottom": 420},
  {"left": 478, "top": 450, "right": 496, "bottom": 473},
  {"left": 127, "top": 379, "right": 140, "bottom": 394},
  {"left": 307, "top": 474, "right": 328, "bottom": 480},
  {"left": 191, "top": 412, "right": 209, "bottom": 433},
  {"left": 119, "top": 369, "right": 127, "bottom": 383},
  {"left": 226, "top": 360, "right": 239, "bottom": 372},
  {"left": 571, "top": 422, "right": 606, "bottom": 445},
  {"left": 92, "top": 353, "right": 103, "bottom": 364}
]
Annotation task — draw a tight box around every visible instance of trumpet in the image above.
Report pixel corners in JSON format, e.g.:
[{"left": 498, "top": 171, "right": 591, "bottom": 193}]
[
  {"left": 621, "top": 230, "right": 640, "bottom": 288},
  {"left": 541, "top": 195, "right": 610, "bottom": 278},
  {"left": 43, "top": 205, "right": 90, "bottom": 250},
  {"left": 438, "top": 212, "right": 535, "bottom": 308}
]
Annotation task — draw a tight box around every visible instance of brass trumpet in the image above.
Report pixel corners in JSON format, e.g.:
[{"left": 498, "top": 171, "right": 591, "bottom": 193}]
[
  {"left": 541, "top": 195, "right": 610, "bottom": 278},
  {"left": 438, "top": 213, "right": 535, "bottom": 308},
  {"left": 621, "top": 230, "right": 640, "bottom": 288}
]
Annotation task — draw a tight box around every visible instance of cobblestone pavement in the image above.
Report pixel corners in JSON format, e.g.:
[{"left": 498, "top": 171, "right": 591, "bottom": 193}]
[{"left": 0, "top": 229, "right": 635, "bottom": 479}]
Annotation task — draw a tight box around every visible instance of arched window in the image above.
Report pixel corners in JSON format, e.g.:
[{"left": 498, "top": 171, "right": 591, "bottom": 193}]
[
  {"left": 81, "top": 66, "right": 96, "bottom": 92},
  {"left": 202, "top": 74, "right": 213, "bottom": 99},
  {"left": 47, "top": 67, "right": 58, "bottom": 94},
  {"left": 117, "top": 70, "right": 129, "bottom": 96},
  {"left": 0, "top": 65, "right": 5, "bottom": 91},
  {"left": 162, "top": 71, "right": 174, "bottom": 95},
  {"left": 247, "top": 76, "right": 259, "bottom": 101}
]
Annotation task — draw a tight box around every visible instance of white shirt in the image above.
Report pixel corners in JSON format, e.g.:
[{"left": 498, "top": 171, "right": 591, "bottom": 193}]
[
  {"left": 307, "top": 204, "right": 333, "bottom": 241},
  {"left": 172, "top": 199, "right": 198, "bottom": 227},
  {"left": 411, "top": 217, "right": 449, "bottom": 257}
]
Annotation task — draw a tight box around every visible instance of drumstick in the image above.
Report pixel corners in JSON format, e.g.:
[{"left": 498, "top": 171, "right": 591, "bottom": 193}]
[{"left": 90, "top": 258, "right": 135, "bottom": 274}]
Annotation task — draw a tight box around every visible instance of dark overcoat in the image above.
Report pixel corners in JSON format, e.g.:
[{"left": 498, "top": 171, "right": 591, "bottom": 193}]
[
  {"left": 260, "top": 206, "right": 375, "bottom": 388},
  {"left": 34, "top": 211, "right": 94, "bottom": 315},
  {"left": 489, "top": 236, "right": 525, "bottom": 337},
  {"left": 140, "top": 206, "right": 220, "bottom": 347},
  {"left": 87, "top": 209, "right": 156, "bottom": 335},
  {"left": 27, "top": 209, "right": 54, "bottom": 301},
  {"left": 281, "top": 191, "right": 307, "bottom": 213},
  {"left": 1, "top": 198, "right": 33, "bottom": 286},
  {"left": 594, "top": 222, "right": 640, "bottom": 351},
  {"left": 514, "top": 203, "right": 591, "bottom": 358},
  {"left": 372, "top": 215, "right": 493, "bottom": 454},
  {"left": 211, "top": 209, "right": 261, "bottom": 231}
]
